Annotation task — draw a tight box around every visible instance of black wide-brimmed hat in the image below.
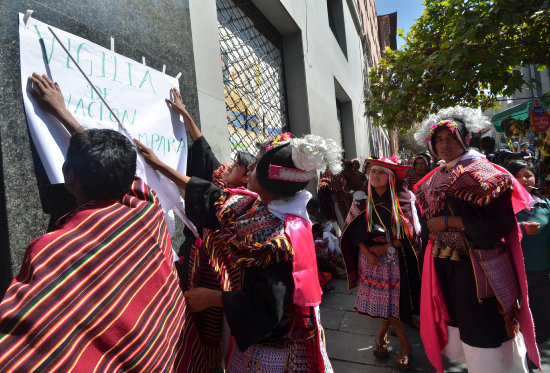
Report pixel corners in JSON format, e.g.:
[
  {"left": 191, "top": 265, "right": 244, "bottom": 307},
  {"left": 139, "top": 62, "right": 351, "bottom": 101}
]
[
  {"left": 256, "top": 133, "right": 343, "bottom": 197},
  {"left": 256, "top": 142, "right": 315, "bottom": 196}
]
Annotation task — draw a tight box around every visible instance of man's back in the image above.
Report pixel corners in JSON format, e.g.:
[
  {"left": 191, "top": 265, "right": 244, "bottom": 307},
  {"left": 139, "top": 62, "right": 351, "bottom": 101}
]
[{"left": 0, "top": 179, "right": 186, "bottom": 372}]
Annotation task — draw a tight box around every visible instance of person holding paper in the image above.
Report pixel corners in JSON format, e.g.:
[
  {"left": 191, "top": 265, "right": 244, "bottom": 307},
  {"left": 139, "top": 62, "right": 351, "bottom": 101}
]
[
  {"left": 165, "top": 87, "right": 255, "bottom": 188},
  {"left": 164, "top": 88, "right": 255, "bottom": 300},
  {"left": 0, "top": 73, "right": 207, "bottom": 372},
  {"left": 155, "top": 89, "right": 256, "bottom": 367},
  {"left": 136, "top": 132, "right": 339, "bottom": 372}
]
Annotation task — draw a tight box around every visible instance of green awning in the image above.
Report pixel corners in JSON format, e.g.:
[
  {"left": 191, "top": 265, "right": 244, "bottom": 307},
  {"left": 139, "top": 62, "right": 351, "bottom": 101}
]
[{"left": 492, "top": 100, "right": 532, "bottom": 132}]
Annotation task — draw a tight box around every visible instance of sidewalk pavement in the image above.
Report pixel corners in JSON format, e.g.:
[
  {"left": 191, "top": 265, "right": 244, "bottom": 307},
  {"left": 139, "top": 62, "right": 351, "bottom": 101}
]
[{"left": 320, "top": 279, "right": 550, "bottom": 372}]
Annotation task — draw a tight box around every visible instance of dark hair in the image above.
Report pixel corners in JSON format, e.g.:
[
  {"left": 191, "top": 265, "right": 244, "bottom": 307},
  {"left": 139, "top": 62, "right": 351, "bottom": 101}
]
[
  {"left": 256, "top": 141, "right": 270, "bottom": 154},
  {"left": 504, "top": 160, "right": 535, "bottom": 178},
  {"left": 64, "top": 129, "right": 136, "bottom": 200},
  {"left": 413, "top": 153, "right": 430, "bottom": 168},
  {"left": 235, "top": 151, "right": 255, "bottom": 175},
  {"left": 480, "top": 137, "right": 496, "bottom": 154},
  {"left": 429, "top": 122, "right": 468, "bottom": 157},
  {"left": 504, "top": 160, "right": 542, "bottom": 197},
  {"left": 307, "top": 199, "right": 320, "bottom": 210},
  {"left": 493, "top": 150, "right": 521, "bottom": 166}
]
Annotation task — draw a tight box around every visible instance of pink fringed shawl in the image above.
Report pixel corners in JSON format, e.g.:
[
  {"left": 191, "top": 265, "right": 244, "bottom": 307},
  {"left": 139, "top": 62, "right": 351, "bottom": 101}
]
[
  {"left": 417, "top": 164, "right": 540, "bottom": 372},
  {"left": 285, "top": 215, "right": 322, "bottom": 307}
]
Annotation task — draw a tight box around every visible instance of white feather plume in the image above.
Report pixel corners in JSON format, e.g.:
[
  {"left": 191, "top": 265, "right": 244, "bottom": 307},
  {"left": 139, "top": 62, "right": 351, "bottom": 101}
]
[
  {"left": 414, "top": 106, "right": 492, "bottom": 146},
  {"left": 290, "top": 134, "right": 343, "bottom": 174}
]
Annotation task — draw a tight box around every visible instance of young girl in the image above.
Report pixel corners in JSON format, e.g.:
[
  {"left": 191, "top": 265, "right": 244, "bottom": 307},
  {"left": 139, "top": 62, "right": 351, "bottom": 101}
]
[
  {"left": 505, "top": 160, "right": 550, "bottom": 345},
  {"left": 341, "top": 158, "right": 421, "bottom": 371}
]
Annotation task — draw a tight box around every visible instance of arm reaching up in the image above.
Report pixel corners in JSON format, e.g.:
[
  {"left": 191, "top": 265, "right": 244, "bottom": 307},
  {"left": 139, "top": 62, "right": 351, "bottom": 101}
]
[
  {"left": 28, "top": 73, "right": 84, "bottom": 135},
  {"left": 134, "top": 139, "right": 190, "bottom": 194},
  {"left": 165, "top": 87, "right": 202, "bottom": 141}
]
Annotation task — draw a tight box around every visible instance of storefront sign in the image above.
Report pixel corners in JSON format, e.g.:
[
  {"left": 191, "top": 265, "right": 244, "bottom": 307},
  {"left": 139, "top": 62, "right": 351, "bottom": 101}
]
[{"left": 530, "top": 99, "right": 550, "bottom": 133}]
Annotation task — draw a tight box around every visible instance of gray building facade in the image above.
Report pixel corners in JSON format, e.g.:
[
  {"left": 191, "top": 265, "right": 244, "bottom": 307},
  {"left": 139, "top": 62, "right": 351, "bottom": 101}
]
[{"left": 0, "top": 0, "right": 383, "bottom": 294}]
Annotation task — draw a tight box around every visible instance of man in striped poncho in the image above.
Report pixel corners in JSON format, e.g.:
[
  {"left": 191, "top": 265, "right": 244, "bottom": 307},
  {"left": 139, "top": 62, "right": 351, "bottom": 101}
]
[{"left": 0, "top": 73, "right": 205, "bottom": 372}]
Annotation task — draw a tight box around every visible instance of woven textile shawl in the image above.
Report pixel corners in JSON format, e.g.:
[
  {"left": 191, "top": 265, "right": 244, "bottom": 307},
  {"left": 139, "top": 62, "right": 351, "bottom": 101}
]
[{"left": 0, "top": 178, "right": 206, "bottom": 372}]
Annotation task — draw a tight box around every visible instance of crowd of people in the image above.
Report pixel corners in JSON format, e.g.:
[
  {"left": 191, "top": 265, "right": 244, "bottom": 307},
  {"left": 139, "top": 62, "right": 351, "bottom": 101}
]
[{"left": 0, "top": 73, "right": 546, "bottom": 373}]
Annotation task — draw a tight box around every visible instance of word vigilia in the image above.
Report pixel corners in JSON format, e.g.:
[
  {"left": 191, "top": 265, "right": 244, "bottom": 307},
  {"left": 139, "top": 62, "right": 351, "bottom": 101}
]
[{"left": 34, "top": 25, "right": 157, "bottom": 95}]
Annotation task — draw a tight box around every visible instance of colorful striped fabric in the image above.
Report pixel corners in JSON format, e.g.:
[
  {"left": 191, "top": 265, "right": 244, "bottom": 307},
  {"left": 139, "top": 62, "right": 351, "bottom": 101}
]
[
  {"left": 415, "top": 157, "right": 512, "bottom": 218},
  {"left": 0, "top": 178, "right": 206, "bottom": 372}
]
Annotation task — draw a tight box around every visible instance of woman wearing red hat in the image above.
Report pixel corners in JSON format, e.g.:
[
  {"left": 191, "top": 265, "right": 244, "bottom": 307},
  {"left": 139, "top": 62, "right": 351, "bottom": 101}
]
[{"left": 340, "top": 157, "right": 422, "bottom": 371}]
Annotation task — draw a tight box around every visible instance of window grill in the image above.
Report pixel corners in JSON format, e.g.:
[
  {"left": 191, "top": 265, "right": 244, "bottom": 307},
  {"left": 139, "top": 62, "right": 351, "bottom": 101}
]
[{"left": 217, "top": 0, "right": 289, "bottom": 155}]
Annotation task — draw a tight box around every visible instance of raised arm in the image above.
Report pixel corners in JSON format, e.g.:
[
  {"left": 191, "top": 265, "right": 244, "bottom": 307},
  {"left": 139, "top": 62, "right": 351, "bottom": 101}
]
[
  {"left": 134, "top": 139, "right": 191, "bottom": 194},
  {"left": 165, "top": 87, "right": 202, "bottom": 142},
  {"left": 28, "top": 73, "right": 84, "bottom": 135}
]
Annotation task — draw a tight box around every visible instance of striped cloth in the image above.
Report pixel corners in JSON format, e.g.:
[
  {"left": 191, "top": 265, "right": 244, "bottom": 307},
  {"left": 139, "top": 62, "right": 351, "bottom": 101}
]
[
  {"left": 0, "top": 178, "right": 205, "bottom": 372},
  {"left": 318, "top": 168, "right": 366, "bottom": 221},
  {"left": 355, "top": 250, "right": 400, "bottom": 319}
]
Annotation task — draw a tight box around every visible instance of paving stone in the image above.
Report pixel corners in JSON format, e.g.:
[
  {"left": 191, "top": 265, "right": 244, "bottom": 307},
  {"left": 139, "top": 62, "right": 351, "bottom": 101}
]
[
  {"left": 321, "top": 289, "right": 357, "bottom": 312},
  {"left": 325, "top": 329, "right": 391, "bottom": 367},
  {"left": 328, "top": 278, "right": 355, "bottom": 294},
  {"left": 321, "top": 280, "right": 549, "bottom": 373},
  {"left": 330, "top": 359, "right": 400, "bottom": 373},
  {"left": 539, "top": 339, "right": 550, "bottom": 372},
  {"left": 320, "top": 307, "right": 345, "bottom": 331},
  {"left": 339, "top": 310, "right": 380, "bottom": 336}
]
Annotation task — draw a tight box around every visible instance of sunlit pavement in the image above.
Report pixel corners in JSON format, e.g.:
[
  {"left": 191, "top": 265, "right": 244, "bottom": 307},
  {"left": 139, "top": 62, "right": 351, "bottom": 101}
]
[{"left": 320, "top": 279, "right": 550, "bottom": 372}]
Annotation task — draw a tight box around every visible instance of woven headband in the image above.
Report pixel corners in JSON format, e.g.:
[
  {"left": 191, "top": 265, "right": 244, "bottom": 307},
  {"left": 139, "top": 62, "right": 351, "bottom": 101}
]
[{"left": 268, "top": 164, "right": 317, "bottom": 183}]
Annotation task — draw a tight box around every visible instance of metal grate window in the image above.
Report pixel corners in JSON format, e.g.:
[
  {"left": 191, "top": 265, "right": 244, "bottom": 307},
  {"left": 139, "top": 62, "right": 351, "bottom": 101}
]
[{"left": 217, "top": 0, "right": 289, "bottom": 154}]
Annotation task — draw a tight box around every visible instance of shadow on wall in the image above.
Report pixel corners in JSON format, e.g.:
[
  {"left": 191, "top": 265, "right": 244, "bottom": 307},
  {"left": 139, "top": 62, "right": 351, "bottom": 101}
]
[
  {"left": 0, "top": 132, "right": 13, "bottom": 300},
  {"left": 26, "top": 123, "right": 76, "bottom": 232}
]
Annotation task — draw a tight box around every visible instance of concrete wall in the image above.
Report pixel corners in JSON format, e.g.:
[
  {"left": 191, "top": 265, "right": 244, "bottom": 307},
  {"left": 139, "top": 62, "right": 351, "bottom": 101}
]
[
  {"left": 357, "top": 0, "right": 380, "bottom": 68},
  {"left": 189, "top": 0, "right": 230, "bottom": 163},
  {"left": 515, "top": 65, "right": 550, "bottom": 103},
  {"left": 486, "top": 65, "right": 550, "bottom": 116},
  {"left": 260, "top": 0, "right": 376, "bottom": 160}
]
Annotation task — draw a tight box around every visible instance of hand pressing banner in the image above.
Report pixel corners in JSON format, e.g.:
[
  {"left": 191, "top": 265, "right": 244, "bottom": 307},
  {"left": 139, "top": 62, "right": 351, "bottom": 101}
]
[{"left": 18, "top": 13, "right": 189, "bottom": 236}]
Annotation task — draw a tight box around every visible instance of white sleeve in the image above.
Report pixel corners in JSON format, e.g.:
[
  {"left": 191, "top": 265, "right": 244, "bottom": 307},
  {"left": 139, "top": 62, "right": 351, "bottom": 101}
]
[{"left": 409, "top": 190, "right": 421, "bottom": 235}]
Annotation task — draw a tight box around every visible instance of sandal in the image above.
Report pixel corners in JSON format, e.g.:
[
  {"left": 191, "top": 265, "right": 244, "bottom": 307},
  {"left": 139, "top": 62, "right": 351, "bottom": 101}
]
[
  {"left": 373, "top": 339, "right": 390, "bottom": 358},
  {"left": 396, "top": 352, "right": 412, "bottom": 371}
]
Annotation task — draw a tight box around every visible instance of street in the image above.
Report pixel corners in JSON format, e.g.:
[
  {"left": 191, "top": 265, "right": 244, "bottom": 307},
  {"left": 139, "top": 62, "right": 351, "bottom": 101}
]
[{"left": 321, "top": 279, "right": 550, "bottom": 372}]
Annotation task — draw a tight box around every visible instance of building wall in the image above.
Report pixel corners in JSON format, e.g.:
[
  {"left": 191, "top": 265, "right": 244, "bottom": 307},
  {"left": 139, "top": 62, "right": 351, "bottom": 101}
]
[
  {"left": 0, "top": 0, "right": 384, "bottom": 294},
  {"left": 356, "top": 0, "right": 380, "bottom": 68},
  {"left": 514, "top": 65, "right": 550, "bottom": 103},
  {"left": 486, "top": 65, "right": 550, "bottom": 117},
  {"left": 190, "top": 0, "right": 379, "bottom": 162}
]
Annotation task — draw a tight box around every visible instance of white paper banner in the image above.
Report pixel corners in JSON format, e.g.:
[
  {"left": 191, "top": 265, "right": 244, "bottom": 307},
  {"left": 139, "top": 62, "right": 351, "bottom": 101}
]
[{"left": 19, "top": 13, "right": 188, "bottom": 236}]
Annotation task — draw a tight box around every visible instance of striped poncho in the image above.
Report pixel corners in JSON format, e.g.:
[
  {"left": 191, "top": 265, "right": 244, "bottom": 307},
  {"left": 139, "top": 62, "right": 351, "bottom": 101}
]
[{"left": 0, "top": 178, "right": 205, "bottom": 372}]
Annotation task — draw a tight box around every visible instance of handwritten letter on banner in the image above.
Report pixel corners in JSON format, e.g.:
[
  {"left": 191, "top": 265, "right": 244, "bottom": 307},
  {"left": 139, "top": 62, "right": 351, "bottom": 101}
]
[{"left": 19, "top": 13, "right": 189, "bottom": 235}]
